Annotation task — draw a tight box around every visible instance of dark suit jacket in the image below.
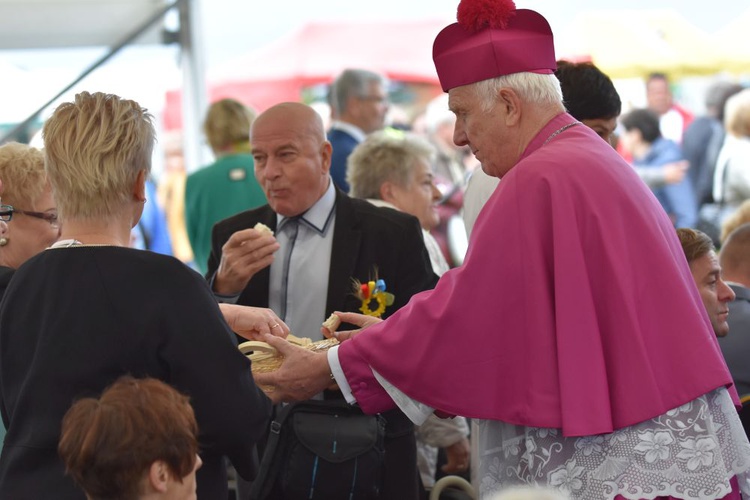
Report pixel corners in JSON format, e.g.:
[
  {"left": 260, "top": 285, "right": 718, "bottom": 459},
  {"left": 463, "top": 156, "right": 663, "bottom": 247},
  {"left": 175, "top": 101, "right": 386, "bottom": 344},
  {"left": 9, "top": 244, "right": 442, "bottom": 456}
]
[
  {"left": 207, "top": 188, "right": 438, "bottom": 320},
  {"left": 719, "top": 284, "right": 750, "bottom": 396},
  {"left": 327, "top": 128, "right": 359, "bottom": 193},
  {"left": 207, "top": 188, "right": 438, "bottom": 499}
]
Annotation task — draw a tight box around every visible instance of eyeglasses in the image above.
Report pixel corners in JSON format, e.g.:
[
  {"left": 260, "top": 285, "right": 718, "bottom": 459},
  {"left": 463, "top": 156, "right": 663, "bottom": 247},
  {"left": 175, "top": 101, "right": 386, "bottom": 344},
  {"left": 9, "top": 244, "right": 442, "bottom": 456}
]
[
  {"left": 0, "top": 205, "right": 12, "bottom": 222},
  {"left": 8, "top": 207, "right": 60, "bottom": 228},
  {"left": 357, "top": 95, "right": 389, "bottom": 104}
]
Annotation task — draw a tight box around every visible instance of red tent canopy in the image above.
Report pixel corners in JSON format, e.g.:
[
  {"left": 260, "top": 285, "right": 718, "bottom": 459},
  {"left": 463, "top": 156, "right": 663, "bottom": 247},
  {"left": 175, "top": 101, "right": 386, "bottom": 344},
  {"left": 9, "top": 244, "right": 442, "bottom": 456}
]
[{"left": 164, "top": 19, "right": 449, "bottom": 130}]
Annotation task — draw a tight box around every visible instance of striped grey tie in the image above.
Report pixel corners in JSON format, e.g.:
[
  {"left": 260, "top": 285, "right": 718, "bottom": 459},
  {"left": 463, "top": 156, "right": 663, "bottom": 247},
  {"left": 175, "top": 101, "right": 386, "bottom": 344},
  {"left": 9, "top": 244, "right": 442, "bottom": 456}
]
[{"left": 280, "top": 217, "right": 299, "bottom": 321}]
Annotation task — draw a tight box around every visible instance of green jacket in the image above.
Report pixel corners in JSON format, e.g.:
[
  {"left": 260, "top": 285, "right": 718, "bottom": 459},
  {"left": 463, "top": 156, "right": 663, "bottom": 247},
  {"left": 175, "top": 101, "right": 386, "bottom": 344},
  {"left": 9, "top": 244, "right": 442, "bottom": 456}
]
[{"left": 185, "top": 153, "right": 266, "bottom": 274}]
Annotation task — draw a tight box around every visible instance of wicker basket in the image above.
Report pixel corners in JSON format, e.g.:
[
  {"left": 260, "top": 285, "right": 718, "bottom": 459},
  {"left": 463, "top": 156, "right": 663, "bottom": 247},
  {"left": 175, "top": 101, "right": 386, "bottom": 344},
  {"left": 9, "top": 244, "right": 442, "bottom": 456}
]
[{"left": 239, "top": 335, "right": 339, "bottom": 391}]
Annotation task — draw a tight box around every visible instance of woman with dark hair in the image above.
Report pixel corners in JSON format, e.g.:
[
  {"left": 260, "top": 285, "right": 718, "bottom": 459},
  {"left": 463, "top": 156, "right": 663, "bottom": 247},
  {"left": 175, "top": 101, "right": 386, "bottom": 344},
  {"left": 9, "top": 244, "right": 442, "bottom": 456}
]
[
  {"left": 620, "top": 108, "right": 698, "bottom": 228},
  {"left": 59, "top": 376, "right": 202, "bottom": 500},
  {"left": 555, "top": 60, "right": 621, "bottom": 142}
]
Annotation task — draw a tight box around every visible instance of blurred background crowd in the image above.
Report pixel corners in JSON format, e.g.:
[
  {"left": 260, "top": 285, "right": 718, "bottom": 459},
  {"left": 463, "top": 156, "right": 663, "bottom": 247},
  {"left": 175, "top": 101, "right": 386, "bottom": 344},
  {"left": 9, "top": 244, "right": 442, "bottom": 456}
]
[{"left": 2, "top": 0, "right": 748, "bottom": 269}]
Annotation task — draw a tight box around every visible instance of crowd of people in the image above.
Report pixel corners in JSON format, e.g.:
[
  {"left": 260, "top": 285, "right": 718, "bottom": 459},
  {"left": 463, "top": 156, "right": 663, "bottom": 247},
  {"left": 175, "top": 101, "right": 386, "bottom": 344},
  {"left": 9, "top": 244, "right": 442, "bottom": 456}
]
[{"left": 1, "top": 0, "right": 750, "bottom": 499}]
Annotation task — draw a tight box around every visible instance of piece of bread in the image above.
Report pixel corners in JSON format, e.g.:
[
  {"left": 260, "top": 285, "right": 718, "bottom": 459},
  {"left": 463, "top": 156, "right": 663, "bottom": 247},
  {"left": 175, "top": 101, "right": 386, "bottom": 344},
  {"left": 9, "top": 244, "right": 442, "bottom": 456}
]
[
  {"left": 240, "top": 336, "right": 339, "bottom": 393},
  {"left": 253, "top": 222, "right": 274, "bottom": 236},
  {"left": 322, "top": 313, "right": 341, "bottom": 335}
]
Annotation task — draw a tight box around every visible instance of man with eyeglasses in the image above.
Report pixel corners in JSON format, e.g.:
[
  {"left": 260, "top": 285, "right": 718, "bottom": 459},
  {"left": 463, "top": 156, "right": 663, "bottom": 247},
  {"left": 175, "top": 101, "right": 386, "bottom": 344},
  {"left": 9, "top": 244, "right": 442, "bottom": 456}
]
[{"left": 327, "top": 68, "right": 390, "bottom": 192}]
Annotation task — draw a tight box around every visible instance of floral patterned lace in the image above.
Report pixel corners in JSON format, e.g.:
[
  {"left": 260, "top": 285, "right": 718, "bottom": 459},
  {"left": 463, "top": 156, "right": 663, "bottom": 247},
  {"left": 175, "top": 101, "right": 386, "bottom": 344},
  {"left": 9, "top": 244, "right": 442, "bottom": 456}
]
[{"left": 476, "top": 388, "right": 750, "bottom": 500}]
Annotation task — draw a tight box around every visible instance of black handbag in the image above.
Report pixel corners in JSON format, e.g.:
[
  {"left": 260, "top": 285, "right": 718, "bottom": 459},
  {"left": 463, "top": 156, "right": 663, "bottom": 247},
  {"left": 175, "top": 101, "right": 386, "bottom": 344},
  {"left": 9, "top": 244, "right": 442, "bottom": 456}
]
[{"left": 249, "top": 400, "right": 386, "bottom": 500}]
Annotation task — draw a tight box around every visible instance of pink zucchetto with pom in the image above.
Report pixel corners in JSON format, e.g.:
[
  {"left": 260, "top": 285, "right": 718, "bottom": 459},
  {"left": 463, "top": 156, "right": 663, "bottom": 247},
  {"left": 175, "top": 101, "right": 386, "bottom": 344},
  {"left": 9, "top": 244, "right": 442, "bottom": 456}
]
[{"left": 432, "top": 0, "right": 556, "bottom": 92}]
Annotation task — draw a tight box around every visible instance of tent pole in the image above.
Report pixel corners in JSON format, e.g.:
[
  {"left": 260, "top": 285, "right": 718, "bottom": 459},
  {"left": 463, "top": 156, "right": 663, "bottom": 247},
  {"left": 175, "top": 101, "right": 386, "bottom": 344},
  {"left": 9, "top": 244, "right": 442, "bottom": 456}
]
[{"left": 178, "top": 0, "right": 210, "bottom": 173}]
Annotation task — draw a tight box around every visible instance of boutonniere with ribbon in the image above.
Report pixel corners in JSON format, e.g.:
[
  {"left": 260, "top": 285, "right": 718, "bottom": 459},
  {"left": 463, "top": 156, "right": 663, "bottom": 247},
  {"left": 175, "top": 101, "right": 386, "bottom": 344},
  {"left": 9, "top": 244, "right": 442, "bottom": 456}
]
[{"left": 352, "top": 277, "right": 395, "bottom": 317}]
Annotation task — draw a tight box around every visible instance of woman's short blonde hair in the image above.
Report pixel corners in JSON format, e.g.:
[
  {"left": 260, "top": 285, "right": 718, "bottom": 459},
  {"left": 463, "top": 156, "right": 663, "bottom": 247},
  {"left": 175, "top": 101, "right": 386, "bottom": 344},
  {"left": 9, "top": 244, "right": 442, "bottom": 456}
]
[
  {"left": 346, "top": 130, "right": 435, "bottom": 200},
  {"left": 42, "top": 92, "right": 155, "bottom": 219},
  {"left": 0, "top": 142, "right": 48, "bottom": 208},
  {"left": 203, "top": 98, "right": 255, "bottom": 154},
  {"left": 724, "top": 88, "right": 750, "bottom": 138}
]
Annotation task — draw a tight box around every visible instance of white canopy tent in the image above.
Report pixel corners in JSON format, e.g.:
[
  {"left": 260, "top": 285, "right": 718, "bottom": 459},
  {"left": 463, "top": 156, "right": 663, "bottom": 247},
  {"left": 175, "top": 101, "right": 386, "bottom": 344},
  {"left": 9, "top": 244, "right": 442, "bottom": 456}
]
[
  {"left": 0, "top": 0, "right": 166, "bottom": 49},
  {"left": 0, "top": 0, "right": 209, "bottom": 171}
]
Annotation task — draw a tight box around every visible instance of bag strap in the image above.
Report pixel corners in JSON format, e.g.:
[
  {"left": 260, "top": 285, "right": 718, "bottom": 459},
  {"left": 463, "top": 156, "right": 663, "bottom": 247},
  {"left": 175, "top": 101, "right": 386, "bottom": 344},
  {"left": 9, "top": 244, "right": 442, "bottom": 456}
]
[{"left": 248, "top": 404, "right": 295, "bottom": 500}]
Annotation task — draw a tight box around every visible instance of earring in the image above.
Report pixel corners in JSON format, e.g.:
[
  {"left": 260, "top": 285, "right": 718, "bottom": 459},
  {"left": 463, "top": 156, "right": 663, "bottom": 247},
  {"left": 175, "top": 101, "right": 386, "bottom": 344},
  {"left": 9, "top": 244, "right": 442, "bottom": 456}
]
[{"left": 0, "top": 237, "right": 8, "bottom": 247}]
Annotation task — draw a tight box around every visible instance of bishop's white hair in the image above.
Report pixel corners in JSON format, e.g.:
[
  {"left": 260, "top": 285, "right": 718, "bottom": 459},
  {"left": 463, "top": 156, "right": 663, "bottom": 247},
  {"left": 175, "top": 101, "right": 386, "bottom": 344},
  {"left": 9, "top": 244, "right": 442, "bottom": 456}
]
[{"left": 473, "top": 73, "right": 563, "bottom": 112}]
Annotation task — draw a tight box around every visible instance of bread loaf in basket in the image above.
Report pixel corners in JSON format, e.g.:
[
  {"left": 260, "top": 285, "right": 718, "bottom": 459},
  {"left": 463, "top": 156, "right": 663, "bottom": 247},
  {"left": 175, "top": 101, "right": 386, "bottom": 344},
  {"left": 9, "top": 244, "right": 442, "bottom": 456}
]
[{"left": 239, "top": 334, "right": 339, "bottom": 391}]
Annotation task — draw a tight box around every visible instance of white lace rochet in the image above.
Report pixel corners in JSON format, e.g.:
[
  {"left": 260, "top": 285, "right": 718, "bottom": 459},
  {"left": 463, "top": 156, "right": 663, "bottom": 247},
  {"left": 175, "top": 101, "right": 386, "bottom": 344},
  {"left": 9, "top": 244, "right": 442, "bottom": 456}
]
[{"left": 475, "top": 388, "right": 750, "bottom": 500}]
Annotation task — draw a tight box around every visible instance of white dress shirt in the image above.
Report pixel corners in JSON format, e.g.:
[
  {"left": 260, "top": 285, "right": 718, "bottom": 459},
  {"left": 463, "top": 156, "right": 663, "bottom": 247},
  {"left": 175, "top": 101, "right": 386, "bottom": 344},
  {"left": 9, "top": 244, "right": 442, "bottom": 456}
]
[{"left": 269, "top": 181, "right": 336, "bottom": 341}]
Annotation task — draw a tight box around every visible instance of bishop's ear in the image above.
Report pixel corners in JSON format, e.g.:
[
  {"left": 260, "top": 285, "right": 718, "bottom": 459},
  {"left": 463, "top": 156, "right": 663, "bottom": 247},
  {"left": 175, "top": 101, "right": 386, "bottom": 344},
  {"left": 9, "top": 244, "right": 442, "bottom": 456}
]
[{"left": 497, "top": 88, "right": 522, "bottom": 126}]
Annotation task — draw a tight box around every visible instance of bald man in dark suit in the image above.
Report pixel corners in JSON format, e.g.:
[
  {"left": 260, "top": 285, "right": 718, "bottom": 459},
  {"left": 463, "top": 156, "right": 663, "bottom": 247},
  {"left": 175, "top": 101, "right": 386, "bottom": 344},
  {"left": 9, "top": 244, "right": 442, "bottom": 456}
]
[{"left": 206, "top": 102, "right": 437, "bottom": 500}]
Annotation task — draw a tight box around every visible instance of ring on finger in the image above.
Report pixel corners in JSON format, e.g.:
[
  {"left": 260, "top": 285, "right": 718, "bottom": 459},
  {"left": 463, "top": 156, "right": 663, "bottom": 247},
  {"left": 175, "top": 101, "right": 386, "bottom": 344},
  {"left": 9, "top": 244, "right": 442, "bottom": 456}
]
[{"left": 271, "top": 323, "right": 279, "bottom": 329}]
